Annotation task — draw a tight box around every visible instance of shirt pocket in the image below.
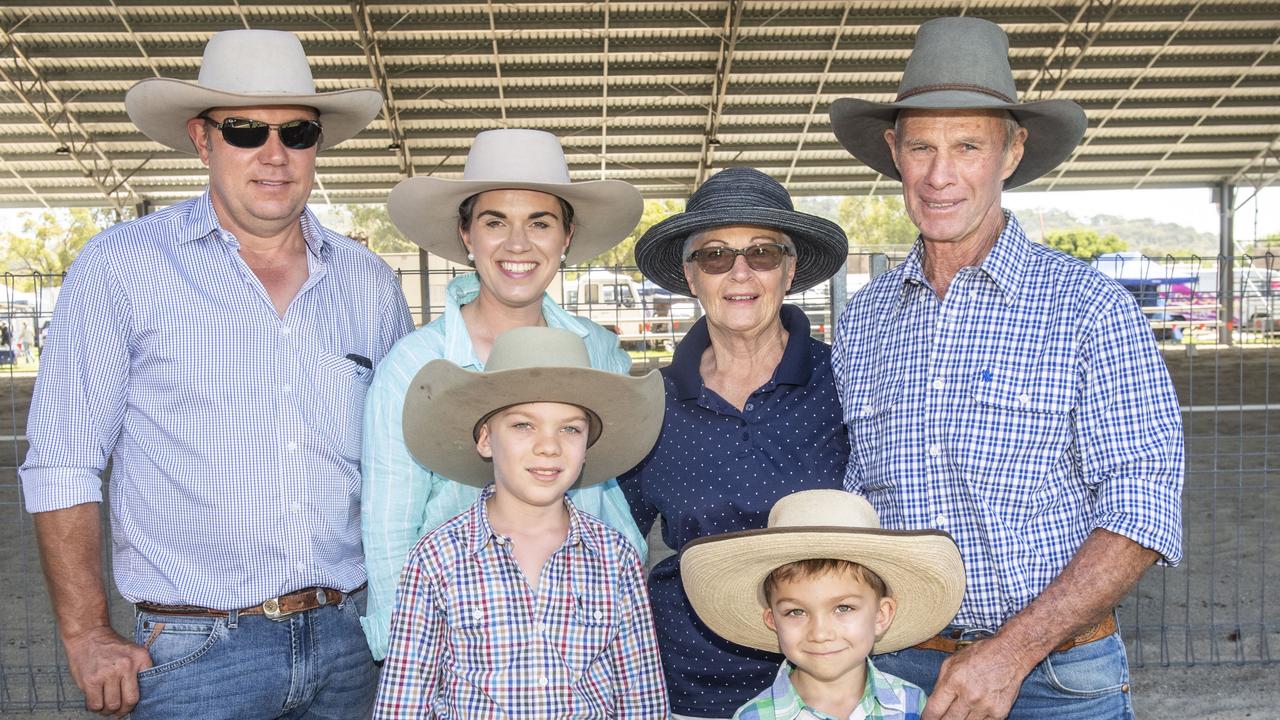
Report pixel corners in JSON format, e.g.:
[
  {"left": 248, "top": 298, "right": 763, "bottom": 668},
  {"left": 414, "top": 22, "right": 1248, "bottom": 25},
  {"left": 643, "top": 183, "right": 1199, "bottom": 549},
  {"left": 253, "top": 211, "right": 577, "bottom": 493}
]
[
  {"left": 843, "top": 373, "right": 905, "bottom": 493},
  {"left": 302, "top": 351, "right": 373, "bottom": 464},
  {"left": 446, "top": 596, "right": 519, "bottom": 678},
  {"left": 956, "top": 363, "right": 1077, "bottom": 525},
  {"left": 552, "top": 587, "right": 617, "bottom": 680}
]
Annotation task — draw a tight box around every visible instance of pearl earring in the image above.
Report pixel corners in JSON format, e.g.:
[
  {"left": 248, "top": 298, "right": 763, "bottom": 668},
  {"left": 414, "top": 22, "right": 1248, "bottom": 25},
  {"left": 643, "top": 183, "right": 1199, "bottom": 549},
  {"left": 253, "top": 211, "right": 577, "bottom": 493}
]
[
  {"left": 560, "top": 253, "right": 567, "bottom": 262},
  {"left": 467, "top": 252, "right": 475, "bottom": 262}
]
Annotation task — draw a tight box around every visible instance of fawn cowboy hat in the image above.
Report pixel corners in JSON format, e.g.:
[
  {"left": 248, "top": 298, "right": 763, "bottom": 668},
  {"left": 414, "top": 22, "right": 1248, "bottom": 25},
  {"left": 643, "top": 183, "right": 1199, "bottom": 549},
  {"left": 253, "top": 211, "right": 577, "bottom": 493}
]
[
  {"left": 680, "top": 489, "right": 965, "bottom": 654},
  {"left": 402, "top": 326, "right": 664, "bottom": 488},
  {"left": 387, "top": 129, "right": 644, "bottom": 265},
  {"left": 126, "top": 29, "right": 382, "bottom": 153},
  {"left": 633, "top": 167, "right": 848, "bottom": 297},
  {"left": 829, "top": 17, "right": 1087, "bottom": 189}
]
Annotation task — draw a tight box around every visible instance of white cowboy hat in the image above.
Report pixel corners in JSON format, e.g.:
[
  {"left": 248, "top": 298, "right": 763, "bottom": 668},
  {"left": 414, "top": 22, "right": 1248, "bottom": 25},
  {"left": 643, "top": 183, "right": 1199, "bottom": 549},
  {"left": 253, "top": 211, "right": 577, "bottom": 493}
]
[
  {"left": 402, "top": 326, "right": 664, "bottom": 488},
  {"left": 387, "top": 129, "right": 644, "bottom": 265},
  {"left": 680, "top": 489, "right": 965, "bottom": 654},
  {"left": 829, "top": 17, "right": 1087, "bottom": 189},
  {"left": 126, "top": 29, "right": 382, "bottom": 153}
]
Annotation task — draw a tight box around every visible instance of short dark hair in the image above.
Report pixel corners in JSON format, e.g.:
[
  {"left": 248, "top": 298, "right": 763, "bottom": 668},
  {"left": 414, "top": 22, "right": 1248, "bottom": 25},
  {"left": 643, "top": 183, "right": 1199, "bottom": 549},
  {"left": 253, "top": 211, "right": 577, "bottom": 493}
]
[
  {"left": 762, "top": 558, "right": 889, "bottom": 605},
  {"left": 458, "top": 192, "right": 575, "bottom": 232}
]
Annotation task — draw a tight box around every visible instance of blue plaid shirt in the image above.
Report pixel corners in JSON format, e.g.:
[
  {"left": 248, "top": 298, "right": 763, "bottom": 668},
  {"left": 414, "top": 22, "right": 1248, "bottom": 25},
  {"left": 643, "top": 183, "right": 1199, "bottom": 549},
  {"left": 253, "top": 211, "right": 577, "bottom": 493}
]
[
  {"left": 373, "top": 485, "right": 668, "bottom": 719},
  {"left": 20, "top": 191, "right": 414, "bottom": 608},
  {"left": 734, "top": 659, "right": 925, "bottom": 720},
  {"left": 833, "top": 212, "right": 1183, "bottom": 629}
]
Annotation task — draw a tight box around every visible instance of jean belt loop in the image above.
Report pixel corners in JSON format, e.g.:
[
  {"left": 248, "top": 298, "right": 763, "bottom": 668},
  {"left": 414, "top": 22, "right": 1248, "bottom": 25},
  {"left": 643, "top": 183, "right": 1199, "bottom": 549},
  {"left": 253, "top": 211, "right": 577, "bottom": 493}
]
[{"left": 227, "top": 608, "right": 239, "bottom": 629}]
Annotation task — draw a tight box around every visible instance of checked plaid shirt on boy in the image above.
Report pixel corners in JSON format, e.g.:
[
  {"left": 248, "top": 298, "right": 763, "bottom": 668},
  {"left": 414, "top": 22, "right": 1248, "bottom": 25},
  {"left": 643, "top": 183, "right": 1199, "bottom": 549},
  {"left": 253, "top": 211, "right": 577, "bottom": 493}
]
[
  {"left": 734, "top": 659, "right": 925, "bottom": 720},
  {"left": 373, "top": 485, "right": 667, "bottom": 719}
]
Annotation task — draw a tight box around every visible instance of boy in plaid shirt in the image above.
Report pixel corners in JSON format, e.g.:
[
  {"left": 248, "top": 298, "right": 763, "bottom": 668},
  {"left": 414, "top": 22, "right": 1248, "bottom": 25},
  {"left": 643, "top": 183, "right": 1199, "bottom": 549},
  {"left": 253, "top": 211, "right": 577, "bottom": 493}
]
[
  {"left": 680, "top": 489, "right": 966, "bottom": 720},
  {"left": 372, "top": 326, "right": 667, "bottom": 719}
]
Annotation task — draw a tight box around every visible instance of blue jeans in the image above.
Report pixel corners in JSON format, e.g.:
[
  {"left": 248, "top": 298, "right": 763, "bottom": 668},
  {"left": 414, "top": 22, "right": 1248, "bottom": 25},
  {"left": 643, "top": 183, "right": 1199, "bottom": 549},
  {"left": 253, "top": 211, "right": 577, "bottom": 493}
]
[
  {"left": 129, "top": 589, "right": 379, "bottom": 720},
  {"left": 873, "top": 631, "right": 1133, "bottom": 719}
]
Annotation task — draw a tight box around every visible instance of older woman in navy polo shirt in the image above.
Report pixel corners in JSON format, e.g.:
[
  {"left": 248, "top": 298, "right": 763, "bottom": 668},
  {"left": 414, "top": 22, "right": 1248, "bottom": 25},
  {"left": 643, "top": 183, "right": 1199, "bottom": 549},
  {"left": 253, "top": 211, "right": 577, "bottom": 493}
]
[{"left": 621, "top": 167, "right": 851, "bottom": 719}]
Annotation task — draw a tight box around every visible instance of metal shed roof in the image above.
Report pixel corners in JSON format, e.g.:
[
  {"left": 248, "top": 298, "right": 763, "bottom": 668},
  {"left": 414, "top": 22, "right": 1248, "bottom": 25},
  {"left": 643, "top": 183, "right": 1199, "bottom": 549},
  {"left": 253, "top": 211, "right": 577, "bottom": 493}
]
[{"left": 0, "top": 0, "right": 1277, "bottom": 210}]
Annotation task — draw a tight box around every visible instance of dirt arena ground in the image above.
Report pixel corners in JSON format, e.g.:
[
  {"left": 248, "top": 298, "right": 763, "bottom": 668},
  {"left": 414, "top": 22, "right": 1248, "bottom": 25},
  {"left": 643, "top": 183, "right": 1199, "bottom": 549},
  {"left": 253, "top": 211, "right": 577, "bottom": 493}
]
[{"left": 1, "top": 344, "right": 1276, "bottom": 717}]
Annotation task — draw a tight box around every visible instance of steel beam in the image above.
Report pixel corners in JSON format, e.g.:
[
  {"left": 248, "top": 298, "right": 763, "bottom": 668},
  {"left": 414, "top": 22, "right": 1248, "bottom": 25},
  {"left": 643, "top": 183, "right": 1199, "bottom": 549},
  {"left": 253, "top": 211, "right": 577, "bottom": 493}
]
[
  {"left": 351, "top": 1, "right": 415, "bottom": 178},
  {"left": 784, "top": 2, "right": 849, "bottom": 188},
  {"left": 694, "top": 0, "right": 744, "bottom": 188}
]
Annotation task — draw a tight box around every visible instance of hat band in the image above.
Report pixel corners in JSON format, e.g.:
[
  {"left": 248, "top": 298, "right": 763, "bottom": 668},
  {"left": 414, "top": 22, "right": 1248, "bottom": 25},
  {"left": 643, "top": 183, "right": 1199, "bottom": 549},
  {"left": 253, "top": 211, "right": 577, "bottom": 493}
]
[{"left": 896, "top": 83, "right": 1015, "bottom": 104}]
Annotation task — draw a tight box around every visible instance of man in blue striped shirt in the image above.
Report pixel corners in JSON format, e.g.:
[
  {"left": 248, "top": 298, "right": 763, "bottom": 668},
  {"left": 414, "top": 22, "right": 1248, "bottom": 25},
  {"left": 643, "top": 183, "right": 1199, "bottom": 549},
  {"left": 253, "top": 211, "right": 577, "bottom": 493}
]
[
  {"left": 20, "top": 30, "right": 412, "bottom": 719},
  {"left": 828, "top": 18, "right": 1183, "bottom": 720}
]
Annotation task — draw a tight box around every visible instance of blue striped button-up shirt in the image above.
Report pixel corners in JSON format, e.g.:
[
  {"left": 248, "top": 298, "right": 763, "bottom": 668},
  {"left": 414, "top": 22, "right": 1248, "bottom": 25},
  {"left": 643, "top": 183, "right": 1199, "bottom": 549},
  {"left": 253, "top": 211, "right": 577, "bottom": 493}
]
[
  {"left": 20, "top": 191, "right": 414, "bottom": 609},
  {"left": 360, "top": 272, "right": 646, "bottom": 660},
  {"left": 373, "top": 485, "right": 668, "bottom": 719},
  {"left": 833, "top": 212, "right": 1183, "bottom": 630}
]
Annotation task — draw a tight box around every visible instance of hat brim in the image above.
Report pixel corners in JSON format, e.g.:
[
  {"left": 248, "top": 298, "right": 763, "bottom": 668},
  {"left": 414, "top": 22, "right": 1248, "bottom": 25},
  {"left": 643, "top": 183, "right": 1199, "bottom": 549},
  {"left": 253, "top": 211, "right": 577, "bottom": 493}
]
[
  {"left": 829, "top": 94, "right": 1088, "bottom": 189},
  {"left": 402, "top": 359, "right": 664, "bottom": 488},
  {"left": 125, "top": 77, "right": 383, "bottom": 154},
  {"left": 634, "top": 208, "right": 848, "bottom": 297},
  {"left": 680, "top": 526, "right": 965, "bottom": 654},
  {"left": 387, "top": 176, "right": 644, "bottom": 266}
]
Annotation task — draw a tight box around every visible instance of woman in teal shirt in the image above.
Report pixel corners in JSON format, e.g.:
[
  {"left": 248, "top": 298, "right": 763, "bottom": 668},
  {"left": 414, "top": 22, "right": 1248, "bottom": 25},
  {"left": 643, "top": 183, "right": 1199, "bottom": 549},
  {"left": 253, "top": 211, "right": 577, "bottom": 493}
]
[{"left": 359, "top": 129, "right": 648, "bottom": 659}]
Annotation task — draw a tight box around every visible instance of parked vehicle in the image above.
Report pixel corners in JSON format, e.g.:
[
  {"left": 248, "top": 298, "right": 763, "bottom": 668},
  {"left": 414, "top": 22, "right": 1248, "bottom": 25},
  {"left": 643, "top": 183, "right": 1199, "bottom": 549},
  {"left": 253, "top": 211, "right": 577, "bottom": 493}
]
[{"left": 563, "top": 269, "right": 693, "bottom": 350}]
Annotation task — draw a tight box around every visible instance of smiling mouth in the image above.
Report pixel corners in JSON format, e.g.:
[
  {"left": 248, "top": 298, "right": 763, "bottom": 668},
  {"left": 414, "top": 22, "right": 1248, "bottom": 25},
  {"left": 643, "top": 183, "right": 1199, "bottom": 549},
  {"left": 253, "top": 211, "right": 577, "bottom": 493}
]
[
  {"left": 499, "top": 261, "right": 538, "bottom": 274},
  {"left": 724, "top": 293, "right": 758, "bottom": 301},
  {"left": 924, "top": 200, "right": 961, "bottom": 209},
  {"left": 526, "top": 466, "right": 563, "bottom": 481}
]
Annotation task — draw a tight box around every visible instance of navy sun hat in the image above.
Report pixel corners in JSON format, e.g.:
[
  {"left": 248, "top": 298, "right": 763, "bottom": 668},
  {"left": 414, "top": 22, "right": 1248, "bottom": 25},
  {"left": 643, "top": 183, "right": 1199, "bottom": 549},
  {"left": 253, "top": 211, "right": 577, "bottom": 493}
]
[{"left": 634, "top": 168, "right": 848, "bottom": 297}]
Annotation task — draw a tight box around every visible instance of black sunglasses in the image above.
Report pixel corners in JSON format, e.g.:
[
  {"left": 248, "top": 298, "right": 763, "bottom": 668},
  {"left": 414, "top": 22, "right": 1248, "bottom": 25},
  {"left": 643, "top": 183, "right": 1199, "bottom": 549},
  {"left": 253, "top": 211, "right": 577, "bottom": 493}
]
[
  {"left": 685, "top": 243, "right": 794, "bottom": 274},
  {"left": 198, "top": 114, "right": 323, "bottom": 150}
]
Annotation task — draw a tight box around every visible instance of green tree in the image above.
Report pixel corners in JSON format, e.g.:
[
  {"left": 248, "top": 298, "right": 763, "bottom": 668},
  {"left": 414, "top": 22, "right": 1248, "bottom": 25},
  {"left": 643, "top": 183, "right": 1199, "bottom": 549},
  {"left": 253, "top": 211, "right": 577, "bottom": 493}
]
[
  {"left": 586, "top": 198, "right": 684, "bottom": 273},
  {"left": 2, "top": 207, "right": 117, "bottom": 288},
  {"left": 838, "top": 195, "right": 918, "bottom": 250},
  {"left": 1043, "top": 229, "right": 1126, "bottom": 260},
  {"left": 337, "top": 203, "right": 416, "bottom": 254}
]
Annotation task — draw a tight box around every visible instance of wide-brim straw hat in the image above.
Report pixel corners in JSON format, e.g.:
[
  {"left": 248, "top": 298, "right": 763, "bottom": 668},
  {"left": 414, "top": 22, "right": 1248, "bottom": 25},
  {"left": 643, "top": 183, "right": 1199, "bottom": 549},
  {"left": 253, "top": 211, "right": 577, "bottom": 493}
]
[
  {"left": 402, "top": 326, "right": 664, "bottom": 488},
  {"left": 681, "top": 489, "right": 965, "bottom": 654},
  {"left": 829, "top": 17, "right": 1087, "bottom": 190},
  {"left": 126, "top": 29, "right": 382, "bottom": 154},
  {"left": 634, "top": 167, "right": 848, "bottom": 297},
  {"left": 387, "top": 129, "right": 644, "bottom": 266}
]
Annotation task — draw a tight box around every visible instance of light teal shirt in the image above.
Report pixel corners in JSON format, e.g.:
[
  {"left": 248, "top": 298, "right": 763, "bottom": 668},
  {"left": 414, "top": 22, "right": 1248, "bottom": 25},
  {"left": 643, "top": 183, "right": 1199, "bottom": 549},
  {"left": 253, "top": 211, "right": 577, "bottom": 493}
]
[{"left": 359, "top": 273, "right": 647, "bottom": 659}]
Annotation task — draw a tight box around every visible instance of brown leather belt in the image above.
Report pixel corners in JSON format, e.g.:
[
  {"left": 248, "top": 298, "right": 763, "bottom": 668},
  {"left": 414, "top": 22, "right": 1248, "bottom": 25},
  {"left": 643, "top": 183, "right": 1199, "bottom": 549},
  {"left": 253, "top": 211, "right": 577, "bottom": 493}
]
[
  {"left": 136, "top": 585, "right": 351, "bottom": 622},
  {"left": 914, "top": 614, "right": 1117, "bottom": 655}
]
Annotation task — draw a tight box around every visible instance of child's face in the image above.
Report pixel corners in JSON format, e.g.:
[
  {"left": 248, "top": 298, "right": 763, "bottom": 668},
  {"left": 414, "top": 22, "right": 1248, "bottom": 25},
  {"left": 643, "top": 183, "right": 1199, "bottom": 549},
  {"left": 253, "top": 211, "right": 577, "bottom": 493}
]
[
  {"left": 763, "top": 566, "right": 896, "bottom": 688},
  {"left": 476, "top": 401, "right": 590, "bottom": 509}
]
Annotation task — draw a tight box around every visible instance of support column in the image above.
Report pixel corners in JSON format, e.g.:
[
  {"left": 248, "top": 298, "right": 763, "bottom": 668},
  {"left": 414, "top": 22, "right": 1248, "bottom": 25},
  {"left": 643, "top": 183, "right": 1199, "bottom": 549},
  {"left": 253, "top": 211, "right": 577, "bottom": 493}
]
[{"left": 1216, "top": 180, "right": 1235, "bottom": 345}]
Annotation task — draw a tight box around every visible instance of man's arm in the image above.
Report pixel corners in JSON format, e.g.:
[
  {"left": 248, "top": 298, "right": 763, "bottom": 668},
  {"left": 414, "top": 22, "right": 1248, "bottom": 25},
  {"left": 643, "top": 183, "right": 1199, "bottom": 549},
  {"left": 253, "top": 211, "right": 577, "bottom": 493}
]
[
  {"left": 923, "top": 528, "right": 1153, "bottom": 720},
  {"left": 34, "top": 503, "right": 151, "bottom": 718}
]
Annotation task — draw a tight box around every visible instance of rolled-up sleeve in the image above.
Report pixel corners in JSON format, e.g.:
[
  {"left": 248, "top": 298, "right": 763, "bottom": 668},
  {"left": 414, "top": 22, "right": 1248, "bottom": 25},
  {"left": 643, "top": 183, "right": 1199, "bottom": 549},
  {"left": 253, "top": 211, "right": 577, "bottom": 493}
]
[
  {"left": 20, "top": 241, "right": 132, "bottom": 513},
  {"left": 1077, "top": 293, "right": 1184, "bottom": 566}
]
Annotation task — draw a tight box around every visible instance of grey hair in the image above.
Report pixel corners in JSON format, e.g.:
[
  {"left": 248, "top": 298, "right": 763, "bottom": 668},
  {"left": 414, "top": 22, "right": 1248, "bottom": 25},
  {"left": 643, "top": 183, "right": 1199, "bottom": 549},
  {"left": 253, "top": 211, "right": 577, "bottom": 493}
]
[
  {"left": 893, "top": 110, "right": 1021, "bottom": 153},
  {"left": 681, "top": 229, "right": 794, "bottom": 263}
]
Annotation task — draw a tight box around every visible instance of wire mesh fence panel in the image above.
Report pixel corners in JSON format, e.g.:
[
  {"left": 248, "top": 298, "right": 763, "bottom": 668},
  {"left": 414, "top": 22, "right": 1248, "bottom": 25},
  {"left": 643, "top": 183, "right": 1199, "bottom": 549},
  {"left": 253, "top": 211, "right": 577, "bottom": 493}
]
[{"left": 1, "top": 254, "right": 1276, "bottom": 710}]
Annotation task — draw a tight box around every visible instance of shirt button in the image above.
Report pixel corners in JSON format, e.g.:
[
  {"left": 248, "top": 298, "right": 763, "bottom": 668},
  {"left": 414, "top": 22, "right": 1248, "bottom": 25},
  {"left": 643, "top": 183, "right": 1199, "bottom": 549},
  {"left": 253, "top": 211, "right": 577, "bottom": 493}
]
[
  {"left": 294, "top": 561, "right": 305, "bottom": 572},
  {"left": 473, "top": 610, "right": 483, "bottom": 621},
  {"left": 934, "top": 513, "right": 948, "bottom": 527},
  {"left": 970, "top": 289, "right": 979, "bottom": 299},
  {"left": 537, "top": 623, "right": 546, "bottom": 634},
  {"left": 1018, "top": 393, "right": 1031, "bottom": 405},
  {"left": 290, "top": 500, "right": 301, "bottom": 512},
  {"left": 931, "top": 378, "right": 944, "bottom": 391},
  {"left": 282, "top": 384, "right": 292, "bottom": 393},
  {"left": 928, "top": 443, "right": 942, "bottom": 457},
  {"left": 539, "top": 675, "right": 548, "bottom": 687},
  {"left": 861, "top": 404, "right": 874, "bottom": 416},
  {"left": 280, "top": 326, "right": 292, "bottom": 336},
  {"left": 286, "top": 441, "right": 298, "bottom": 452},
  {"left": 593, "top": 610, "right": 603, "bottom": 620},
  {"left": 745, "top": 403, "right": 754, "bottom": 411}
]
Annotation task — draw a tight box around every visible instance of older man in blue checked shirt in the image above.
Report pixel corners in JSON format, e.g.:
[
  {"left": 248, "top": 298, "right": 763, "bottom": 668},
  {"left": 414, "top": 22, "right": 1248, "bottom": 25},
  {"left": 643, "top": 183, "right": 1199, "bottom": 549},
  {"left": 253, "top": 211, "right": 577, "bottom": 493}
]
[
  {"left": 828, "top": 18, "right": 1183, "bottom": 720},
  {"left": 20, "top": 30, "right": 412, "bottom": 720}
]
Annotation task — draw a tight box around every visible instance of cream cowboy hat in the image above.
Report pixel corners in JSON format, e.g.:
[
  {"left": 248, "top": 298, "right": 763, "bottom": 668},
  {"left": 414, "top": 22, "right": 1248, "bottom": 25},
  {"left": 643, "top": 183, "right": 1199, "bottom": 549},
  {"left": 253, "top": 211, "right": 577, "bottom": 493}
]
[
  {"left": 387, "top": 129, "right": 644, "bottom": 265},
  {"left": 126, "top": 29, "right": 382, "bottom": 153},
  {"left": 402, "top": 326, "right": 664, "bottom": 488},
  {"left": 829, "top": 17, "right": 1087, "bottom": 189},
  {"left": 680, "top": 489, "right": 965, "bottom": 654}
]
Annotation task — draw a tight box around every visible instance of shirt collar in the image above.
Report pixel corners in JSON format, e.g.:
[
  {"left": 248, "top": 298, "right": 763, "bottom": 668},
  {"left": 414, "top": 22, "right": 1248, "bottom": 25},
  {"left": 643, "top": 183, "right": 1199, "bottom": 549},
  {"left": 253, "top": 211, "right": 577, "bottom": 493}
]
[
  {"left": 668, "top": 304, "right": 814, "bottom": 401},
  {"left": 441, "top": 273, "right": 593, "bottom": 369},
  {"left": 894, "top": 209, "right": 1028, "bottom": 308},
  {"left": 176, "top": 188, "right": 328, "bottom": 258},
  {"left": 766, "top": 658, "right": 903, "bottom": 720},
  {"left": 465, "top": 483, "right": 599, "bottom": 558}
]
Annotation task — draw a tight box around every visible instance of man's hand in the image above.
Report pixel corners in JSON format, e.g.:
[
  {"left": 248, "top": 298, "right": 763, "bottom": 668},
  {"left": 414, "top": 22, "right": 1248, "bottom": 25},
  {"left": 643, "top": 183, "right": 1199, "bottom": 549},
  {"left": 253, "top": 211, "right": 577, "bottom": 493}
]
[
  {"left": 63, "top": 624, "right": 153, "bottom": 717},
  {"left": 922, "top": 637, "right": 1034, "bottom": 720}
]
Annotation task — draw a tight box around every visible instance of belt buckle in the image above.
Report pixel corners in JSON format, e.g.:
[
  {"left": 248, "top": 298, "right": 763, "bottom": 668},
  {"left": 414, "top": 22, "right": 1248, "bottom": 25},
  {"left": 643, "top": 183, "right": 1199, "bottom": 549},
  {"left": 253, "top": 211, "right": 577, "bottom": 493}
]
[
  {"left": 262, "top": 597, "right": 295, "bottom": 621},
  {"left": 954, "top": 630, "right": 994, "bottom": 650}
]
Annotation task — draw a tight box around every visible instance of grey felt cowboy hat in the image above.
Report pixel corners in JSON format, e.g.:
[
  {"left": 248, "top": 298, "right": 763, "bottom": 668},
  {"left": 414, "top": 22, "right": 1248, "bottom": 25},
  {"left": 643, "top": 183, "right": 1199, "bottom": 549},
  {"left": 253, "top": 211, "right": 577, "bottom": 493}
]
[
  {"left": 681, "top": 489, "right": 965, "bottom": 654},
  {"left": 126, "top": 29, "right": 382, "bottom": 153},
  {"left": 387, "top": 129, "right": 644, "bottom": 266},
  {"left": 634, "top": 167, "right": 848, "bottom": 297},
  {"left": 829, "top": 17, "right": 1087, "bottom": 189},
  {"left": 402, "top": 326, "right": 664, "bottom": 488}
]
